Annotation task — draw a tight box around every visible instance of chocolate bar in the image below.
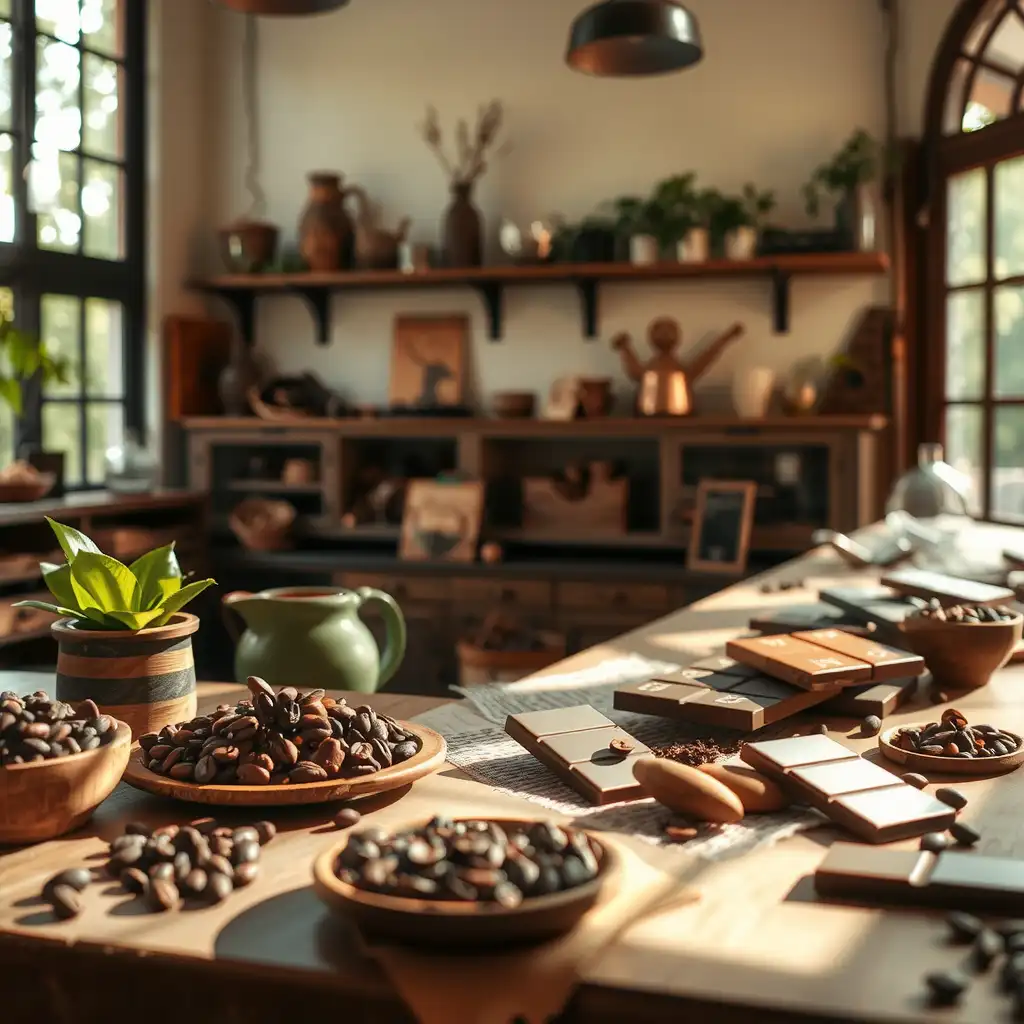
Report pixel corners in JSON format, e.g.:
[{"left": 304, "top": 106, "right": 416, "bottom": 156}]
[
  {"left": 504, "top": 706, "right": 649, "bottom": 805},
  {"left": 880, "top": 567, "right": 1015, "bottom": 607},
  {"left": 748, "top": 604, "right": 851, "bottom": 634},
  {"left": 818, "top": 586, "right": 916, "bottom": 643},
  {"left": 726, "top": 634, "right": 873, "bottom": 690},
  {"left": 614, "top": 673, "right": 839, "bottom": 732},
  {"left": 818, "top": 676, "right": 918, "bottom": 718},
  {"left": 741, "top": 736, "right": 955, "bottom": 843},
  {"left": 815, "top": 843, "right": 1024, "bottom": 913},
  {"left": 790, "top": 629, "right": 924, "bottom": 681}
]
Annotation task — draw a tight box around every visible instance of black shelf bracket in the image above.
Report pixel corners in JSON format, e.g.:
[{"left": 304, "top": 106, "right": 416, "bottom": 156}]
[
  {"left": 291, "top": 286, "right": 332, "bottom": 345},
  {"left": 209, "top": 288, "right": 257, "bottom": 347},
  {"left": 771, "top": 270, "right": 792, "bottom": 334},
  {"left": 473, "top": 282, "right": 504, "bottom": 340},
  {"left": 575, "top": 278, "right": 599, "bottom": 339}
]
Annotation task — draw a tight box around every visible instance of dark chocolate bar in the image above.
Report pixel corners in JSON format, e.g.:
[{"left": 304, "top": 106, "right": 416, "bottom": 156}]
[
  {"left": 817, "top": 586, "right": 916, "bottom": 643},
  {"left": 880, "top": 567, "right": 1015, "bottom": 607},
  {"left": 741, "top": 735, "right": 955, "bottom": 843},
  {"left": 504, "top": 706, "right": 648, "bottom": 805},
  {"left": 748, "top": 604, "right": 851, "bottom": 634},
  {"left": 818, "top": 676, "right": 918, "bottom": 718},
  {"left": 815, "top": 843, "right": 1024, "bottom": 913},
  {"left": 726, "top": 634, "right": 873, "bottom": 690},
  {"left": 614, "top": 673, "right": 839, "bottom": 732}
]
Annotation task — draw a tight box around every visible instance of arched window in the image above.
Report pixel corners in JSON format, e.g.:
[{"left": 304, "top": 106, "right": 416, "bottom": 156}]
[{"left": 924, "top": 0, "right": 1024, "bottom": 521}]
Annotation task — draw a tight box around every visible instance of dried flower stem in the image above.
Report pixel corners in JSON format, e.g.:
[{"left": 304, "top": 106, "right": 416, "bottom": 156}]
[{"left": 418, "top": 100, "right": 505, "bottom": 187}]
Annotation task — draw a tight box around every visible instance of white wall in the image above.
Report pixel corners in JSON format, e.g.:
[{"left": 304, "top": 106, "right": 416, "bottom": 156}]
[{"left": 155, "top": 0, "right": 965, "bottom": 412}]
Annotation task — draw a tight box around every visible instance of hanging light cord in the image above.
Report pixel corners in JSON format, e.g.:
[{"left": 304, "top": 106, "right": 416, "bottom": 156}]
[{"left": 242, "top": 14, "right": 266, "bottom": 220}]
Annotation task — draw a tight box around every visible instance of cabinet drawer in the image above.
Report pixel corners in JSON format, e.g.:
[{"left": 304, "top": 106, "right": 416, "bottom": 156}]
[
  {"left": 333, "top": 572, "right": 449, "bottom": 606},
  {"left": 558, "top": 582, "right": 669, "bottom": 613},
  {"left": 452, "top": 578, "right": 552, "bottom": 610}
]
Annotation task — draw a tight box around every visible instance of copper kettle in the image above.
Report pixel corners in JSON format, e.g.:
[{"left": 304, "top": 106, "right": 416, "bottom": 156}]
[{"left": 611, "top": 318, "right": 745, "bottom": 417}]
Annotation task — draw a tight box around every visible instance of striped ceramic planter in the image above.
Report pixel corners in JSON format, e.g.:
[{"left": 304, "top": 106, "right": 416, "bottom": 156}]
[{"left": 53, "top": 613, "right": 199, "bottom": 739}]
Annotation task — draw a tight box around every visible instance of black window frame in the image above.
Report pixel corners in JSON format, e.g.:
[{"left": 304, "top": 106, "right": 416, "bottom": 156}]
[{"left": 2, "top": 0, "right": 146, "bottom": 488}]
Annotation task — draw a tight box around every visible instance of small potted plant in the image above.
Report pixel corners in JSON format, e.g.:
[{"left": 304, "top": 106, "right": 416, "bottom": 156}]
[
  {"left": 716, "top": 184, "right": 776, "bottom": 260},
  {"left": 652, "top": 174, "right": 710, "bottom": 263},
  {"left": 16, "top": 518, "right": 216, "bottom": 738},
  {"left": 802, "top": 129, "right": 880, "bottom": 251},
  {"left": 551, "top": 215, "right": 617, "bottom": 263},
  {"left": 608, "top": 195, "right": 665, "bottom": 265}
]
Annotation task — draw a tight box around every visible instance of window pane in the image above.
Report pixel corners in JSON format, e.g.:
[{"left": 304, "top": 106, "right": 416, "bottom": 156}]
[
  {"left": 0, "top": 134, "right": 13, "bottom": 243},
  {"left": 947, "top": 169, "right": 987, "bottom": 285},
  {"left": 995, "top": 285, "right": 1024, "bottom": 397},
  {"left": 0, "top": 3, "right": 10, "bottom": 19},
  {"left": 42, "top": 403, "right": 81, "bottom": 486},
  {"left": 985, "top": 7, "right": 1024, "bottom": 70},
  {"left": 86, "top": 401, "right": 121, "bottom": 485},
  {"left": 36, "top": 36, "right": 81, "bottom": 153},
  {"left": 36, "top": 0, "right": 80, "bottom": 43},
  {"left": 37, "top": 149, "right": 79, "bottom": 250},
  {"left": 82, "top": 158, "right": 120, "bottom": 258},
  {"left": 992, "top": 406, "right": 1024, "bottom": 521},
  {"left": 945, "top": 404, "right": 984, "bottom": 516},
  {"left": 0, "top": 21, "right": 12, "bottom": 131},
  {"left": 946, "top": 289, "right": 985, "bottom": 399},
  {"left": 967, "top": 66, "right": 1015, "bottom": 124},
  {"left": 85, "top": 298, "right": 122, "bottom": 397},
  {"left": 83, "top": 53, "right": 120, "bottom": 160},
  {"left": 41, "top": 294, "right": 80, "bottom": 397},
  {"left": 995, "top": 155, "right": 1024, "bottom": 279},
  {"left": 82, "top": 0, "right": 121, "bottom": 57}
]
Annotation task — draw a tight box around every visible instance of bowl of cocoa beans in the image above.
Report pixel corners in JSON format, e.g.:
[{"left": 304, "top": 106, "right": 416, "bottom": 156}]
[
  {"left": 900, "top": 602, "right": 1023, "bottom": 690},
  {"left": 0, "top": 690, "right": 131, "bottom": 844},
  {"left": 313, "top": 816, "right": 618, "bottom": 946}
]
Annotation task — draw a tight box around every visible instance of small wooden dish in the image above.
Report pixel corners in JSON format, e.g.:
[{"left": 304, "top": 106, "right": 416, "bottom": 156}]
[
  {"left": 122, "top": 720, "right": 446, "bottom": 807},
  {"left": 313, "top": 817, "right": 618, "bottom": 947},
  {"left": 879, "top": 724, "right": 1024, "bottom": 775},
  {"left": 900, "top": 613, "right": 1023, "bottom": 689},
  {"left": 0, "top": 472, "right": 55, "bottom": 503},
  {"left": 0, "top": 719, "right": 132, "bottom": 845},
  {"left": 491, "top": 391, "right": 536, "bottom": 419}
]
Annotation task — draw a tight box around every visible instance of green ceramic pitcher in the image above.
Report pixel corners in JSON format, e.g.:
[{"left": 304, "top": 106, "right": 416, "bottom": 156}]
[{"left": 222, "top": 586, "right": 406, "bottom": 693}]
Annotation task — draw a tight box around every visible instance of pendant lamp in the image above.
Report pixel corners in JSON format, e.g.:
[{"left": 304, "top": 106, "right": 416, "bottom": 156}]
[
  {"left": 566, "top": 0, "right": 703, "bottom": 77},
  {"left": 214, "top": 0, "right": 349, "bottom": 15}
]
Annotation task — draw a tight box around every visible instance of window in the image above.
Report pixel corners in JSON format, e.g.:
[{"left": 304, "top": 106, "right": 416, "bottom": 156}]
[
  {"left": 0, "top": 0, "right": 144, "bottom": 486},
  {"left": 924, "top": 0, "right": 1024, "bottom": 520}
]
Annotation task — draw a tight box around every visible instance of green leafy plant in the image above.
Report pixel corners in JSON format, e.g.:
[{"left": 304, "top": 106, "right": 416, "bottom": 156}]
[
  {"left": 606, "top": 195, "right": 667, "bottom": 241},
  {"left": 711, "top": 184, "right": 776, "bottom": 236},
  {"left": 14, "top": 518, "right": 216, "bottom": 631},
  {"left": 0, "top": 312, "right": 70, "bottom": 415},
  {"left": 803, "top": 129, "right": 879, "bottom": 218}
]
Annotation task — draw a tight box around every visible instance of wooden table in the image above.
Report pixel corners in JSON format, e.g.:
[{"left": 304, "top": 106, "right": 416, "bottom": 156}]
[{"left": 4, "top": 527, "right": 1024, "bottom": 1023}]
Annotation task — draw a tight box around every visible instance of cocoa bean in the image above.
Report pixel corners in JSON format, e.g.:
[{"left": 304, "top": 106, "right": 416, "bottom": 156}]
[
  {"left": 50, "top": 884, "right": 82, "bottom": 920},
  {"left": 312, "top": 738, "right": 345, "bottom": 776},
  {"left": 147, "top": 878, "right": 181, "bottom": 912},
  {"left": 254, "top": 821, "right": 277, "bottom": 844},
  {"left": 289, "top": 761, "right": 328, "bottom": 783},
  {"left": 236, "top": 763, "right": 272, "bottom": 785}
]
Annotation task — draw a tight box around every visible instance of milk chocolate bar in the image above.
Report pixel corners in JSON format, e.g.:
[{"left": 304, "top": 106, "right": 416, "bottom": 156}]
[
  {"left": 614, "top": 673, "right": 839, "bottom": 732},
  {"left": 504, "top": 706, "right": 649, "bottom": 805},
  {"left": 726, "top": 634, "right": 873, "bottom": 690},
  {"left": 880, "top": 567, "right": 1015, "bottom": 607},
  {"left": 741, "top": 735, "right": 955, "bottom": 843},
  {"left": 791, "top": 629, "right": 925, "bottom": 681},
  {"left": 815, "top": 843, "right": 1024, "bottom": 913}
]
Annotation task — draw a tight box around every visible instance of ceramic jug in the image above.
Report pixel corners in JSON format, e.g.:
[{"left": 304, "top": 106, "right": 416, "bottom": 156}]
[{"left": 222, "top": 586, "right": 406, "bottom": 693}]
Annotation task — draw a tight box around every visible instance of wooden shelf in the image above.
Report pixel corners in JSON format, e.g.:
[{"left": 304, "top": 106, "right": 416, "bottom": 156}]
[{"left": 189, "top": 251, "right": 889, "bottom": 343}]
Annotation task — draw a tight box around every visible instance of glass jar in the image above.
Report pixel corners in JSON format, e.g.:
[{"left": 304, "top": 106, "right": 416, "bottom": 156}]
[
  {"left": 885, "top": 442, "right": 971, "bottom": 519},
  {"left": 105, "top": 429, "right": 158, "bottom": 494}
]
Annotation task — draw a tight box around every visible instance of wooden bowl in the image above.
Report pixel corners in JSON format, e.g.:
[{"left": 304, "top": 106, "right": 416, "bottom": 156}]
[
  {"left": 900, "top": 613, "right": 1023, "bottom": 689},
  {"left": 0, "top": 472, "right": 55, "bottom": 503},
  {"left": 879, "top": 724, "right": 1024, "bottom": 775},
  {"left": 313, "top": 817, "right": 618, "bottom": 947},
  {"left": 0, "top": 719, "right": 132, "bottom": 845},
  {"left": 491, "top": 391, "right": 536, "bottom": 419},
  {"left": 122, "top": 720, "right": 446, "bottom": 807}
]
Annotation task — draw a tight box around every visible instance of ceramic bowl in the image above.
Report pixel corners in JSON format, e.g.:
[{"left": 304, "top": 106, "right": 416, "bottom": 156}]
[
  {"left": 879, "top": 723, "right": 1024, "bottom": 775},
  {"left": 900, "top": 612, "right": 1023, "bottom": 690},
  {"left": 0, "top": 719, "right": 132, "bottom": 845},
  {"left": 313, "top": 817, "right": 618, "bottom": 947},
  {"left": 0, "top": 472, "right": 55, "bottom": 503},
  {"left": 491, "top": 391, "right": 536, "bottom": 419}
]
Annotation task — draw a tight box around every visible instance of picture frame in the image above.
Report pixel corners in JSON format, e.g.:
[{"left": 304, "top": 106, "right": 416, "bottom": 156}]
[
  {"left": 399, "top": 479, "right": 484, "bottom": 562},
  {"left": 686, "top": 479, "right": 757, "bottom": 574},
  {"left": 390, "top": 315, "right": 468, "bottom": 409}
]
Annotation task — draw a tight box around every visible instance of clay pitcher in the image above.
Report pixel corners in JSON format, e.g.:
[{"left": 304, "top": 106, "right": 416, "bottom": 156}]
[
  {"left": 442, "top": 182, "right": 483, "bottom": 267},
  {"left": 298, "top": 172, "right": 357, "bottom": 271},
  {"left": 222, "top": 586, "right": 406, "bottom": 692}
]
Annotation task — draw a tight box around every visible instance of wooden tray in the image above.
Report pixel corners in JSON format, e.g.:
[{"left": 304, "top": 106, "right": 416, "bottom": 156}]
[
  {"left": 122, "top": 720, "right": 447, "bottom": 806},
  {"left": 878, "top": 724, "right": 1024, "bottom": 775},
  {"left": 313, "top": 817, "right": 618, "bottom": 947}
]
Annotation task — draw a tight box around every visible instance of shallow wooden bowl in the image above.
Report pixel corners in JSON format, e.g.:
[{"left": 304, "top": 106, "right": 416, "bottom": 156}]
[
  {"left": 491, "top": 391, "right": 536, "bottom": 419},
  {"left": 900, "top": 613, "right": 1023, "bottom": 690},
  {"left": 0, "top": 719, "right": 131, "bottom": 845},
  {"left": 0, "top": 473, "right": 55, "bottom": 503},
  {"left": 313, "top": 817, "right": 618, "bottom": 947},
  {"left": 879, "top": 724, "right": 1024, "bottom": 775},
  {"left": 121, "top": 720, "right": 446, "bottom": 807}
]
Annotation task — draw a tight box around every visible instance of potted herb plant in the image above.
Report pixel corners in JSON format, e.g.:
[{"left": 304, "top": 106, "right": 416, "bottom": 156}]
[
  {"left": 802, "top": 129, "right": 879, "bottom": 251},
  {"left": 0, "top": 312, "right": 71, "bottom": 500},
  {"left": 716, "top": 184, "right": 776, "bottom": 260},
  {"left": 608, "top": 195, "right": 665, "bottom": 265},
  {"left": 551, "top": 215, "right": 618, "bottom": 263},
  {"left": 16, "top": 518, "right": 216, "bottom": 738},
  {"left": 652, "top": 174, "right": 707, "bottom": 263}
]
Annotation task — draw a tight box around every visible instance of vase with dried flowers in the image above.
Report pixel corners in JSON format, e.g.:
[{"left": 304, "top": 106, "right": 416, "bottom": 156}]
[{"left": 420, "top": 101, "right": 506, "bottom": 268}]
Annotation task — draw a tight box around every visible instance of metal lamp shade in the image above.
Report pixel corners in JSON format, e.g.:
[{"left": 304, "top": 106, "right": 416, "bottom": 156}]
[
  {"left": 214, "top": 0, "right": 350, "bottom": 14},
  {"left": 566, "top": 0, "right": 703, "bottom": 76}
]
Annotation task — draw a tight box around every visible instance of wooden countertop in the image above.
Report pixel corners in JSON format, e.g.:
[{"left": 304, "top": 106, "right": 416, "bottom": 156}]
[{"left": 4, "top": 524, "right": 1024, "bottom": 1023}]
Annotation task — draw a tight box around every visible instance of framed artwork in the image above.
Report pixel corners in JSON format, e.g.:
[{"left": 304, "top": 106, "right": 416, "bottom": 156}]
[
  {"left": 400, "top": 479, "right": 484, "bottom": 562},
  {"left": 687, "top": 479, "right": 757, "bottom": 574},
  {"left": 390, "top": 315, "right": 467, "bottom": 409},
  {"left": 542, "top": 375, "right": 580, "bottom": 420}
]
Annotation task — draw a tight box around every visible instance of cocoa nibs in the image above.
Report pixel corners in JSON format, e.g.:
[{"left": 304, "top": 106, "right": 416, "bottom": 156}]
[{"left": 650, "top": 738, "right": 739, "bottom": 768}]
